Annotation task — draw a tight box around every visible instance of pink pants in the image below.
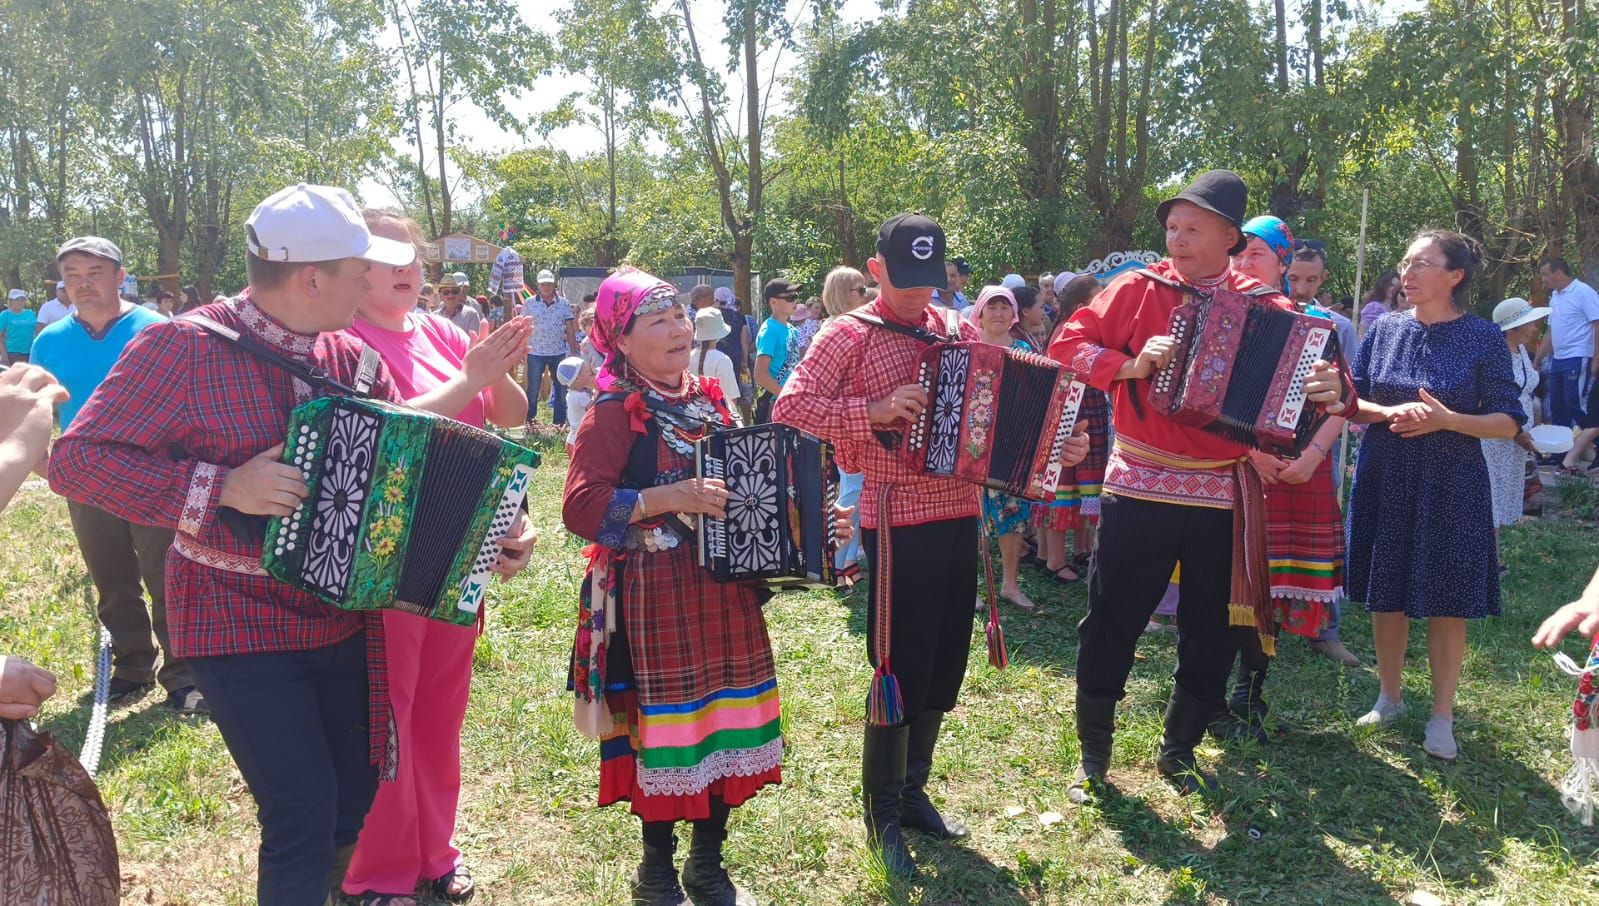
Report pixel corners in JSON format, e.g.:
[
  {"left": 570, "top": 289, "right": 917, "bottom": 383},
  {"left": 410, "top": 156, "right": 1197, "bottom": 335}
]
[{"left": 342, "top": 609, "right": 476, "bottom": 895}]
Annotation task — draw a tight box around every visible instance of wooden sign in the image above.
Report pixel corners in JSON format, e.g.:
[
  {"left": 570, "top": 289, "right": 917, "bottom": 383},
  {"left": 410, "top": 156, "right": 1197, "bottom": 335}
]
[{"left": 422, "top": 233, "right": 503, "bottom": 265}]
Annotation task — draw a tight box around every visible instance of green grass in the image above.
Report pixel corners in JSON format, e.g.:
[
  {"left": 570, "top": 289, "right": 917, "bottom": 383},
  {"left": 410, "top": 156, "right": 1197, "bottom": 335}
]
[{"left": 4, "top": 447, "right": 1599, "bottom": 904}]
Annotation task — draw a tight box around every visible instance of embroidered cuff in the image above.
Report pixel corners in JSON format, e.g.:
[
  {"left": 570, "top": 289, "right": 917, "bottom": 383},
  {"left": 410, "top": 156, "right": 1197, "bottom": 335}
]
[
  {"left": 1070, "top": 344, "right": 1124, "bottom": 392},
  {"left": 597, "top": 488, "right": 639, "bottom": 550},
  {"left": 179, "top": 461, "right": 227, "bottom": 536}
]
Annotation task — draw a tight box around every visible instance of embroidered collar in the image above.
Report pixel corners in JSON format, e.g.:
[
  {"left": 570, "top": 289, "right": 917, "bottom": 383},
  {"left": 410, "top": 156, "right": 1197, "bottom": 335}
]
[
  {"left": 233, "top": 294, "right": 318, "bottom": 359},
  {"left": 1188, "top": 265, "right": 1233, "bottom": 289}
]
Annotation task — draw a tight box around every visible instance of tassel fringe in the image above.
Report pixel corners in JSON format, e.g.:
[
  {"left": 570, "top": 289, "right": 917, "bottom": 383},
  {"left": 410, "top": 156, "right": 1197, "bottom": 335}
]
[
  {"left": 1228, "top": 603, "right": 1256, "bottom": 628},
  {"left": 987, "top": 617, "right": 1008, "bottom": 669},
  {"left": 867, "top": 664, "right": 904, "bottom": 727}
]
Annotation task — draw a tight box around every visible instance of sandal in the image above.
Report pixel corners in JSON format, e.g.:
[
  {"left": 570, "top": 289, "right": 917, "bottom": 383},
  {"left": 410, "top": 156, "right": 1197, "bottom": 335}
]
[
  {"left": 1044, "top": 565, "right": 1080, "bottom": 586},
  {"left": 430, "top": 865, "right": 475, "bottom": 903},
  {"left": 1071, "top": 551, "right": 1092, "bottom": 572}
]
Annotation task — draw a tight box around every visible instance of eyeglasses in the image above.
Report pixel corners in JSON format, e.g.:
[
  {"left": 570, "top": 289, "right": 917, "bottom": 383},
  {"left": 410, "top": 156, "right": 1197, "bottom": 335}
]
[
  {"left": 776, "top": 294, "right": 799, "bottom": 302},
  {"left": 850, "top": 286, "right": 868, "bottom": 296},
  {"left": 440, "top": 288, "right": 463, "bottom": 296}
]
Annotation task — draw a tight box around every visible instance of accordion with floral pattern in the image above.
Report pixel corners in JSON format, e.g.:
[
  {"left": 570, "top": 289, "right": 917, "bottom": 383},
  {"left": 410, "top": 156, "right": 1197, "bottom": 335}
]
[
  {"left": 262, "top": 397, "right": 540, "bottom": 625},
  {"left": 695, "top": 423, "right": 838, "bottom": 587},
  {"left": 903, "top": 342, "right": 1087, "bottom": 502},
  {"left": 1148, "top": 287, "right": 1337, "bottom": 455}
]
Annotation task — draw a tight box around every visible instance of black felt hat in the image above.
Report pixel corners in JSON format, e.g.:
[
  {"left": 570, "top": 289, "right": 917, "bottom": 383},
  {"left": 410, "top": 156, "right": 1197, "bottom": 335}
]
[{"left": 1156, "top": 169, "right": 1249, "bottom": 255}]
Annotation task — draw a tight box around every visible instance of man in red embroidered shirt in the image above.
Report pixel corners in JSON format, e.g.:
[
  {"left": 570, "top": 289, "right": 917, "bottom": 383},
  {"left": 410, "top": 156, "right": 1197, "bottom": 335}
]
[
  {"left": 1050, "top": 170, "right": 1351, "bottom": 801},
  {"left": 776, "top": 213, "right": 1087, "bottom": 877},
  {"left": 49, "top": 184, "right": 534, "bottom": 906}
]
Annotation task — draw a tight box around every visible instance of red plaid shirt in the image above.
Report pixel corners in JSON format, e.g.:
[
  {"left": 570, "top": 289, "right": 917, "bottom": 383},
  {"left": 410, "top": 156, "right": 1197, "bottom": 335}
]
[
  {"left": 773, "top": 299, "right": 981, "bottom": 529},
  {"left": 48, "top": 294, "right": 402, "bottom": 764}
]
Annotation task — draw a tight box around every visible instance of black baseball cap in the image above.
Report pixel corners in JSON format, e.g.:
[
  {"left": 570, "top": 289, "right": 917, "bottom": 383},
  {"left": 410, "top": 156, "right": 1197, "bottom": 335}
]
[
  {"left": 876, "top": 213, "right": 948, "bottom": 291},
  {"left": 763, "top": 278, "right": 801, "bottom": 300},
  {"left": 953, "top": 256, "right": 971, "bottom": 276}
]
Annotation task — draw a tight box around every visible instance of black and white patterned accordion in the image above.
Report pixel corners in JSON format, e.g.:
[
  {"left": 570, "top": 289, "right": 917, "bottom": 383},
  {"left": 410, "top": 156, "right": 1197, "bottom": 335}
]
[
  {"left": 902, "top": 342, "right": 1087, "bottom": 501},
  {"left": 261, "top": 396, "right": 541, "bottom": 626},
  {"left": 1147, "top": 286, "right": 1338, "bottom": 455},
  {"left": 695, "top": 424, "right": 838, "bottom": 587}
]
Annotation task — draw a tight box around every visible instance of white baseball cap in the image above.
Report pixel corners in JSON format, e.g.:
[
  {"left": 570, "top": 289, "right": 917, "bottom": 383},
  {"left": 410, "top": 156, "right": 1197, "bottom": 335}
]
[
  {"left": 55, "top": 280, "right": 64, "bottom": 290},
  {"left": 245, "top": 183, "right": 415, "bottom": 267},
  {"left": 7, "top": 288, "right": 28, "bottom": 300},
  {"left": 536, "top": 269, "right": 556, "bottom": 284}
]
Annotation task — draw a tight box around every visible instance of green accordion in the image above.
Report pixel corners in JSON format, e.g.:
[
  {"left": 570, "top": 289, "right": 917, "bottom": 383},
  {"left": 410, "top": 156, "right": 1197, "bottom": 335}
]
[{"left": 262, "top": 396, "right": 540, "bottom": 626}]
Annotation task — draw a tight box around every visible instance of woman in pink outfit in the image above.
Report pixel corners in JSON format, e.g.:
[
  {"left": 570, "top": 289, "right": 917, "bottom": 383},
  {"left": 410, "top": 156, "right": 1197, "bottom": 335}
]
[{"left": 340, "top": 209, "right": 533, "bottom": 905}]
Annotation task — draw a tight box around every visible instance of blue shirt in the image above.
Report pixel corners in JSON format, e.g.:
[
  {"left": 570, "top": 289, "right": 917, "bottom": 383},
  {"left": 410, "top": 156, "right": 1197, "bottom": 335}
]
[
  {"left": 0, "top": 308, "right": 37, "bottom": 355},
  {"left": 32, "top": 306, "right": 166, "bottom": 430},
  {"left": 755, "top": 317, "right": 793, "bottom": 388}
]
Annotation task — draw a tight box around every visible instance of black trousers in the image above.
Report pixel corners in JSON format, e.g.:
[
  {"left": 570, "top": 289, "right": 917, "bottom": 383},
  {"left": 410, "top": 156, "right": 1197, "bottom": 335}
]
[
  {"left": 863, "top": 516, "right": 980, "bottom": 721},
  {"left": 1076, "top": 493, "right": 1239, "bottom": 706},
  {"left": 188, "top": 633, "right": 377, "bottom": 906}
]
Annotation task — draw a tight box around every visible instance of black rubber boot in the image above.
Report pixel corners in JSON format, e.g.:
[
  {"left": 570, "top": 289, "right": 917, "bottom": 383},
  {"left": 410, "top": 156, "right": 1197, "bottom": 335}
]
[
  {"left": 900, "top": 711, "right": 969, "bottom": 839},
  {"left": 862, "top": 723, "right": 916, "bottom": 878},
  {"left": 631, "top": 822, "right": 689, "bottom": 906},
  {"left": 1067, "top": 692, "right": 1117, "bottom": 805},
  {"left": 681, "top": 799, "right": 755, "bottom": 906},
  {"left": 1156, "top": 685, "right": 1216, "bottom": 796}
]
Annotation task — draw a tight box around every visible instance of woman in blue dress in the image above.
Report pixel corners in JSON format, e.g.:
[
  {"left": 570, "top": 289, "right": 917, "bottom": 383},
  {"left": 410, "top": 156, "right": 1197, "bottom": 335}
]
[{"left": 1334, "top": 230, "right": 1523, "bottom": 761}]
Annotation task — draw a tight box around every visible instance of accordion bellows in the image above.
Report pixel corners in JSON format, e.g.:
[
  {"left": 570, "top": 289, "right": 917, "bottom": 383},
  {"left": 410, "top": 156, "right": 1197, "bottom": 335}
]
[
  {"left": 263, "top": 397, "right": 540, "bottom": 625},
  {"left": 903, "top": 342, "right": 1087, "bottom": 502},
  {"left": 1148, "top": 288, "right": 1335, "bottom": 455},
  {"left": 696, "top": 424, "right": 838, "bottom": 587}
]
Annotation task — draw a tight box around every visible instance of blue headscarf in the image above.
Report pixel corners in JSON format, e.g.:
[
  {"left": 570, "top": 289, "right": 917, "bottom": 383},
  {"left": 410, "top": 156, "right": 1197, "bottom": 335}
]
[{"left": 1242, "top": 215, "right": 1295, "bottom": 266}]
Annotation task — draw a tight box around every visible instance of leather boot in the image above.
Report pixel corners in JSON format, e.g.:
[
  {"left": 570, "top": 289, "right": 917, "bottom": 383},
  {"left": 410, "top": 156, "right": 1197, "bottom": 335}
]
[
  {"left": 1156, "top": 685, "right": 1216, "bottom": 796},
  {"left": 862, "top": 723, "right": 916, "bottom": 878},
  {"left": 631, "top": 826, "right": 689, "bottom": 906},
  {"left": 1067, "top": 692, "right": 1117, "bottom": 805},
  {"left": 900, "top": 711, "right": 968, "bottom": 838},
  {"left": 1210, "top": 659, "right": 1268, "bottom": 744},
  {"left": 681, "top": 806, "right": 755, "bottom": 906}
]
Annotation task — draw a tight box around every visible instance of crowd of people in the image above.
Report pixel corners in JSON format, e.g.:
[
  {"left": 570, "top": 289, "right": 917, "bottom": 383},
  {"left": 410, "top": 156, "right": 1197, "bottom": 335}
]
[{"left": 1, "top": 169, "right": 1598, "bottom": 906}]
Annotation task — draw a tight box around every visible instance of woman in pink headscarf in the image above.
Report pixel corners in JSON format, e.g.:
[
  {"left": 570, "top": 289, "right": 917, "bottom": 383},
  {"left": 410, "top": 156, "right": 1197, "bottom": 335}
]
[
  {"left": 969, "top": 286, "right": 1039, "bottom": 611},
  {"left": 561, "top": 267, "right": 775, "bottom": 906}
]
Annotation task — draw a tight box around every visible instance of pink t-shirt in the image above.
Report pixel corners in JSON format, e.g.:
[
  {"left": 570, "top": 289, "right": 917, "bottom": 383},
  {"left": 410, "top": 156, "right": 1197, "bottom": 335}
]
[{"left": 346, "top": 313, "right": 486, "bottom": 428}]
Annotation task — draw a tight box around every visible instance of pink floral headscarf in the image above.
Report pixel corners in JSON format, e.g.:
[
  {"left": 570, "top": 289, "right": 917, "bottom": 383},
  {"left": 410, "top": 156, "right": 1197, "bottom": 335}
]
[
  {"left": 964, "top": 285, "right": 1018, "bottom": 332},
  {"left": 590, "top": 267, "right": 680, "bottom": 390}
]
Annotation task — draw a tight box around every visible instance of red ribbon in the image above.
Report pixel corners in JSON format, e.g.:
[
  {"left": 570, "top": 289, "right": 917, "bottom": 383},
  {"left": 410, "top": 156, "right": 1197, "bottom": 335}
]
[{"left": 622, "top": 392, "right": 651, "bottom": 435}]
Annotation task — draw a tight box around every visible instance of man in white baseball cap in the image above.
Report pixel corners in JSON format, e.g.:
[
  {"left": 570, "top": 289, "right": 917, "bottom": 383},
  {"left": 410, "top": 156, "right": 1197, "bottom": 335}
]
[
  {"left": 49, "top": 182, "right": 424, "bottom": 904},
  {"left": 35, "top": 280, "right": 74, "bottom": 333}
]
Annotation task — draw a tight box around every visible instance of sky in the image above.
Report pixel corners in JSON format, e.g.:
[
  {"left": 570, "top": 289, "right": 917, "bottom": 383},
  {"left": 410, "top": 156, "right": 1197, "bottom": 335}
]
[{"left": 360, "top": 0, "right": 884, "bottom": 210}]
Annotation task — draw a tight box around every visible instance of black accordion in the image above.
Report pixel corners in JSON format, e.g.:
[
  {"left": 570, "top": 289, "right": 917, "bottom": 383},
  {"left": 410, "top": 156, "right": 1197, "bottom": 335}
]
[{"left": 695, "top": 424, "right": 838, "bottom": 587}]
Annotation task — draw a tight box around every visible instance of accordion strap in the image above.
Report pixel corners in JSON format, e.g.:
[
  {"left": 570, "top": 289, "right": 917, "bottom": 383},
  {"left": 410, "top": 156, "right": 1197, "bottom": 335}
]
[
  {"left": 183, "top": 314, "right": 379, "bottom": 397},
  {"left": 843, "top": 310, "right": 958, "bottom": 345},
  {"left": 1137, "top": 268, "right": 1278, "bottom": 299}
]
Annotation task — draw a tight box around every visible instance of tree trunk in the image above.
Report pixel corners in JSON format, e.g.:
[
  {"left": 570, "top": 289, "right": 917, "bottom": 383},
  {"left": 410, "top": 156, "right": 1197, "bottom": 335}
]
[
  {"left": 434, "top": 40, "right": 452, "bottom": 238},
  {"left": 1559, "top": 0, "right": 1599, "bottom": 283},
  {"left": 1273, "top": 0, "right": 1289, "bottom": 92}
]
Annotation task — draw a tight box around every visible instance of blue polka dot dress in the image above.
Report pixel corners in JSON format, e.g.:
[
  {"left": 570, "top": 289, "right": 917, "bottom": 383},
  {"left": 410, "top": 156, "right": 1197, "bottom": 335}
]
[{"left": 1344, "top": 312, "right": 1525, "bottom": 619}]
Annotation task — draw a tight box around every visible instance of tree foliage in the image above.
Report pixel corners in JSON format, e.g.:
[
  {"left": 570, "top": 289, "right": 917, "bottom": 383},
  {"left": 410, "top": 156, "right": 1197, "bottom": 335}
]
[{"left": 4, "top": 0, "right": 1598, "bottom": 315}]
